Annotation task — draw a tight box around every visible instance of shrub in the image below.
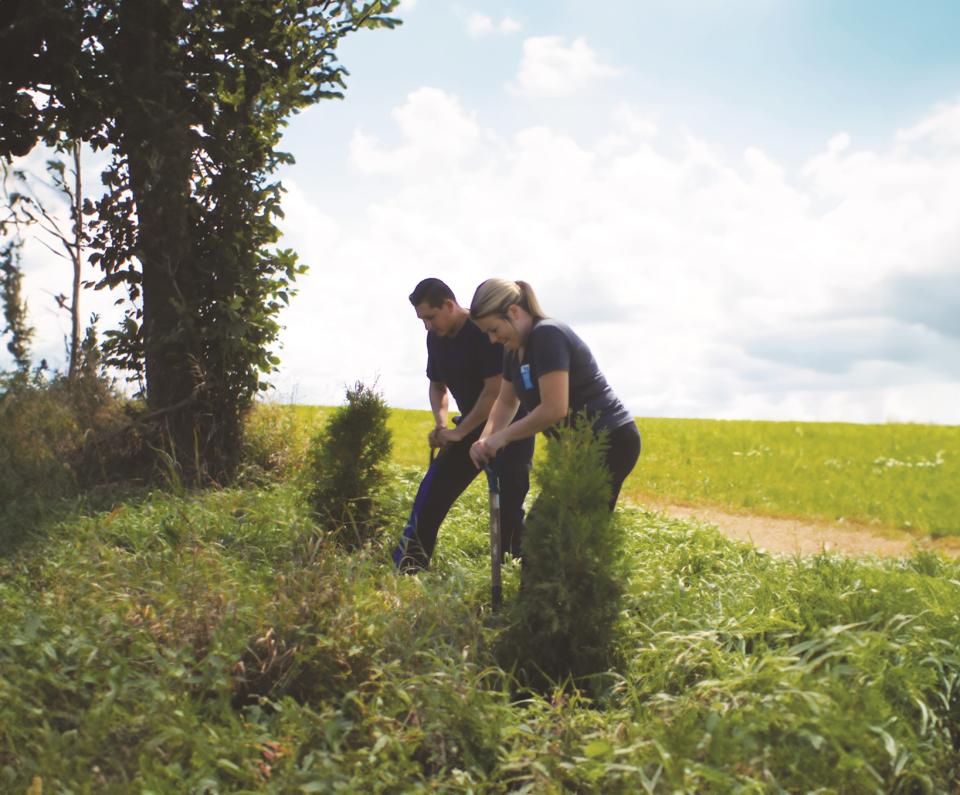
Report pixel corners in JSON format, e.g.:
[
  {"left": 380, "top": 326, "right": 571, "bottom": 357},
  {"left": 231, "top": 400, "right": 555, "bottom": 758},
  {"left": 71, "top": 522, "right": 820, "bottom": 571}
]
[
  {"left": 0, "top": 351, "right": 148, "bottom": 548},
  {"left": 499, "top": 417, "right": 627, "bottom": 694},
  {"left": 239, "top": 401, "right": 314, "bottom": 483},
  {"left": 0, "top": 372, "right": 79, "bottom": 518},
  {"left": 303, "top": 382, "right": 392, "bottom": 549}
]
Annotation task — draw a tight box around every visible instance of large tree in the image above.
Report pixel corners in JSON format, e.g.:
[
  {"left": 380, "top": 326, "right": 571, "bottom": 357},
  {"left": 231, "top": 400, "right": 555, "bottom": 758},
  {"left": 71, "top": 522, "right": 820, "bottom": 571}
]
[{"left": 0, "top": 0, "right": 398, "bottom": 481}]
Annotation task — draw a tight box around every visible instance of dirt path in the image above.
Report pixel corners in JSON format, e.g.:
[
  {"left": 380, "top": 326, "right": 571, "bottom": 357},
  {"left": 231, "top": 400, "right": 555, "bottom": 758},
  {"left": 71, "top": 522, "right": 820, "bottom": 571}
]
[{"left": 641, "top": 500, "right": 960, "bottom": 558}]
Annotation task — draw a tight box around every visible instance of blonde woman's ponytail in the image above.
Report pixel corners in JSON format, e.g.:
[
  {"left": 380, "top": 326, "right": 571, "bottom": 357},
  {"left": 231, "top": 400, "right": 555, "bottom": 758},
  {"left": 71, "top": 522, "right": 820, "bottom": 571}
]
[{"left": 470, "top": 278, "right": 547, "bottom": 320}]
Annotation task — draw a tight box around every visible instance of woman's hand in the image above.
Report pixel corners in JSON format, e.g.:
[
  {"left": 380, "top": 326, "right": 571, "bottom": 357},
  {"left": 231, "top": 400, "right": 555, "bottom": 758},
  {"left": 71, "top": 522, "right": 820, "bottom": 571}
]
[{"left": 470, "top": 431, "right": 506, "bottom": 468}]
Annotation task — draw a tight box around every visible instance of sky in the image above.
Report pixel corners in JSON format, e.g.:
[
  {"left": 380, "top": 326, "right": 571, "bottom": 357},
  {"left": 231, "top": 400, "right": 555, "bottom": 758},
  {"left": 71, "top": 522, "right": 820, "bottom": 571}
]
[{"left": 6, "top": 0, "right": 960, "bottom": 424}]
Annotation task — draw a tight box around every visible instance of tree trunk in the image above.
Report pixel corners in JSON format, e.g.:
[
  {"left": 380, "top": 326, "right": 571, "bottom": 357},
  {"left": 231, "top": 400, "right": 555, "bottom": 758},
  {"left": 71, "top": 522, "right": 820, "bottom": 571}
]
[{"left": 115, "top": 0, "right": 207, "bottom": 482}]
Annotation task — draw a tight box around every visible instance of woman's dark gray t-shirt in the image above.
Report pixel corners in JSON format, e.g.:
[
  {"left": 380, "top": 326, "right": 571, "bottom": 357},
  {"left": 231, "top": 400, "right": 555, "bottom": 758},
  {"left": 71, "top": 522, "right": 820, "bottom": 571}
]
[{"left": 503, "top": 319, "right": 633, "bottom": 433}]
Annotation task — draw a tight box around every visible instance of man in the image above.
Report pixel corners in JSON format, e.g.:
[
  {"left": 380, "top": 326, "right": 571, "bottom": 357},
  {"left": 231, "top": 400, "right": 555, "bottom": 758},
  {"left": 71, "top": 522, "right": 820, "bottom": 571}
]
[{"left": 392, "top": 278, "right": 534, "bottom": 572}]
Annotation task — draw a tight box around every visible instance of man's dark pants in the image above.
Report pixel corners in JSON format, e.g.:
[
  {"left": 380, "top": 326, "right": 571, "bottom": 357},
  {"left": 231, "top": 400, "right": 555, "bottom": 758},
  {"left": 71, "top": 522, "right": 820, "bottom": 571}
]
[{"left": 392, "top": 426, "right": 534, "bottom": 571}]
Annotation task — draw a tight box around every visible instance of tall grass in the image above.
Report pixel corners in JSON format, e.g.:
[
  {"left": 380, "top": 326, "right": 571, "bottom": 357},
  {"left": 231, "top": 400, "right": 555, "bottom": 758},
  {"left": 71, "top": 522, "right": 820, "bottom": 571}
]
[
  {"left": 3, "top": 463, "right": 960, "bottom": 791},
  {"left": 6, "top": 405, "right": 956, "bottom": 789}
]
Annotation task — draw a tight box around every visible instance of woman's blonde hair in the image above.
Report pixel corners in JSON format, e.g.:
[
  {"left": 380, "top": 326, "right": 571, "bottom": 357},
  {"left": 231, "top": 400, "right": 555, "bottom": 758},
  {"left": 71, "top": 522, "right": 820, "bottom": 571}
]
[{"left": 469, "top": 279, "right": 547, "bottom": 321}]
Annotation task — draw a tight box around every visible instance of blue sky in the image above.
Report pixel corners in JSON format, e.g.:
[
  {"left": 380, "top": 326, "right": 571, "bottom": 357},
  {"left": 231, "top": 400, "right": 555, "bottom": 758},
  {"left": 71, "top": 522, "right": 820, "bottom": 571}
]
[
  {"left": 7, "top": 1, "right": 960, "bottom": 423},
  {"left": 284, "top": 1, "right": 960, "bottom": 164}
]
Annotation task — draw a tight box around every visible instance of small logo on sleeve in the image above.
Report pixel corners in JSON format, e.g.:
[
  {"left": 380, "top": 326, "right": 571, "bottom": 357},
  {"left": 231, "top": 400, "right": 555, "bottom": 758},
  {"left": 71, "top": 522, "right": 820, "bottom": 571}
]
[{"left": 520, "top": 363, "right": 534, "bottom": 390}]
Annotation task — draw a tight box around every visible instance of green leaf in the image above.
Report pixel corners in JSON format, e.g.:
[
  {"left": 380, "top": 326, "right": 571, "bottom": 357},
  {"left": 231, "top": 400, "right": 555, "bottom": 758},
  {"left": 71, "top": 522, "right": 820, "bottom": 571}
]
[{"left": 583, "top": 740, "right": 613, "bottom": 759}]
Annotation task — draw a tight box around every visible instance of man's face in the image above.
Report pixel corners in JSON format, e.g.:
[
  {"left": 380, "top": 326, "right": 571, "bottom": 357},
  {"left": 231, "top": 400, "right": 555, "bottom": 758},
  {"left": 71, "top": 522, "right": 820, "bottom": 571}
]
[{"left": 415, "top": 300, "right": 457, "bottom": 336}]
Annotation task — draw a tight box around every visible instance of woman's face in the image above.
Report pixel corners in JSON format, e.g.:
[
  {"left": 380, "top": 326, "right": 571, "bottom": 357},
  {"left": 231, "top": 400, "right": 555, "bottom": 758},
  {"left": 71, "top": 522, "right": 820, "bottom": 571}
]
[{"left": 474, "top": 305, "right": 529, "bottom": 350}]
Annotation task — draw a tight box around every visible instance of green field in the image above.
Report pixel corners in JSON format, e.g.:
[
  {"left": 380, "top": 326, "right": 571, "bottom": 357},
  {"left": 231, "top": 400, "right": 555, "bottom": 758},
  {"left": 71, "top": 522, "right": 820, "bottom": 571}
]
[
  {"left": 3, "top": 470, "right": 960, "bottom": 790},
  {"left": 630, "top": 417, "right": 959, "bottom": 537},
  {"left": 4, "top": 406, "right": 959, "bottom": 791},
  {"left": 318, "top": 407, "right": 958, "bottom": 538}
]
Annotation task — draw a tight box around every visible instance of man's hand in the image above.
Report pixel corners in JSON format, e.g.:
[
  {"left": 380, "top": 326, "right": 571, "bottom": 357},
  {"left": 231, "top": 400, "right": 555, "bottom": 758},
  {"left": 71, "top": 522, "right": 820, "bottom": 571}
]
[
  {"left": 436, "top": 427, "right": 461, "bottom": 447},
  {"left": 429, "top": 425, "right": 462, "bottom": 449}
]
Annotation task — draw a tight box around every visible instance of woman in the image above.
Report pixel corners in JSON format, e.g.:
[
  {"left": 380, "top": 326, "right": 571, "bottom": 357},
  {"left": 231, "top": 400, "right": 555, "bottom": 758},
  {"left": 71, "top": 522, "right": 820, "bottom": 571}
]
[{"left": 468, "top": 278, "right": 641, "bottom": 511}]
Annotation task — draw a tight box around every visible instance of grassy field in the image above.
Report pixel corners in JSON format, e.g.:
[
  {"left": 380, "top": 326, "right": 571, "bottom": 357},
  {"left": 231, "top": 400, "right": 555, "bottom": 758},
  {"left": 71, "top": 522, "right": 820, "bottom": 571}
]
[
  {"left": 5, "top": 404, "right": 956, "bottom": 791},
  {"left": 631, "top": 417, "right": 960, "bottom": 537},
  {"left": 346, "top": 408, "right": 957, "bottom": 538},
  {"left": 3, "top": 469, "right": 960, "bottom": 792}
]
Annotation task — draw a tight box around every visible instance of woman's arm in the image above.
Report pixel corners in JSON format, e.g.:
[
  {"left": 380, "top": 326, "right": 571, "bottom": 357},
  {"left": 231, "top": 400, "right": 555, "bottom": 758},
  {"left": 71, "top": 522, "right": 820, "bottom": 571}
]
[
  {"left": 470, "top": 370, "right": 568, "bottom": 466},
  {"left": 481, "top": 377, "right": 521, "bottom": 436},
  {"left": 469, "top": 378, "right": 521, "bottom": 467}
]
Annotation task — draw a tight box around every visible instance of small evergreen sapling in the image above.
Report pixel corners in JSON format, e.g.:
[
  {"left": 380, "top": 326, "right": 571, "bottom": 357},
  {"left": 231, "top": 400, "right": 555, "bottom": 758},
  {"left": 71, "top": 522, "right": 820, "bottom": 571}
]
[
  {"left": 304, "top": 381, "right": 392, "bottom": 549},
  {"left": 500, "top": 416, "right": 627, "bottom": 693}
]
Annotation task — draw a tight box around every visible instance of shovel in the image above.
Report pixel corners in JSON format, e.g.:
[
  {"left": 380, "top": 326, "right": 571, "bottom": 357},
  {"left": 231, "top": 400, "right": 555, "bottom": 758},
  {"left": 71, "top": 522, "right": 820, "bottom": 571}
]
[{"left": 483, "top": 464, "right": 502, "bottom": 611}]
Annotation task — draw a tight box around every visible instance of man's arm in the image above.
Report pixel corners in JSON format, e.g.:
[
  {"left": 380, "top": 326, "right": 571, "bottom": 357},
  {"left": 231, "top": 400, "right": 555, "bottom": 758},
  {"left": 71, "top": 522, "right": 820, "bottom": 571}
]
[
  {"left": 428, "top": 381, "right": 449, "bottom": 448},
  {"left": 439, "top": 374, "right": 501, "bottom": 444}
]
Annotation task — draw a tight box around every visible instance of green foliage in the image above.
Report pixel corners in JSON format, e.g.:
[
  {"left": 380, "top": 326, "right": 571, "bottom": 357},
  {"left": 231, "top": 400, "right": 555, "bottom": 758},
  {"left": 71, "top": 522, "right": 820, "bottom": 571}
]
[
  {"left": 499, "top": 419, "right": 626, "bottom": 694},
  {"left": 3, "top": 465, "right": 960, "bottom": 792},
  {"left": 3, "top": 411, "right": 960, "bottom": 790},
  {"left": 0, "top": 1, "right": 401, "bottom": 482},
  {"left": 0, "top": 372, "right": 79, "bottom": 528},
  {"left": 239, "top": 400, "right": 325, "bottom": 484},
  {"left": 304, "top": 382, "right": 393, "bottom": 548},
  {"left": 0, "top": 353, "right": 147, "bottom": 548},
  {"left": 0, "top": 238, "right": 33, "bottom": 373}
]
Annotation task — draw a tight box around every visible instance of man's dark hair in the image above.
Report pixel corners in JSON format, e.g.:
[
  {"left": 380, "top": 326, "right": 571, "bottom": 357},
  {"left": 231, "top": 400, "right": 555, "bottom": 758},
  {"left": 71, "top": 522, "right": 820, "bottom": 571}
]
[{"left": 409, "top": 278, "right": 456, "bottom": 308}]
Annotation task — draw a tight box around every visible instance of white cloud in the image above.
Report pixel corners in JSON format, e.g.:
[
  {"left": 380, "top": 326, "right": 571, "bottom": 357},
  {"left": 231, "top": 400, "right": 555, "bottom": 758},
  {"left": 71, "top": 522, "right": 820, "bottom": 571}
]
[
  {"left": 895, "top": 100, "right": 960, "bottom": 148},
  {"left": 349, "top": 87, "right": 484, "bottom": 176},
  {"left": 11, "top": 92, "right": 960, "bottom": 425},
  {"left": 466, "top": 12, "right": 521, "bottom": 37},
  {"left": 508, "top": 36, "right": 621, "bottom": 98},
  {"left": 466, "top": 12, "right": 494, "bottom": 37},
  {"left": 612, "top": 102, "right": 659, "bottom": 138},
  {"left": 271, "top": 92, "right": 960, "bottom": 424}
]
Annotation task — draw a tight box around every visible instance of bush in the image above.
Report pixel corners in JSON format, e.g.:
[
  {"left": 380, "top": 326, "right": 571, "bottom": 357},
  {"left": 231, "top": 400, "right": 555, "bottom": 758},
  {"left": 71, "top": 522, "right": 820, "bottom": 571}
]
[
  {"left": 0, "top": 357, "right": 147, "bottom": 548},
  {"left": 0, "top": 373, "right": 79, "bottom": 515},
  {"left": 499, "top": 418, "right": 627, "bottom": 694},
  {"left": 239, "top": 401, "right": 316, "bottom": 483},
  {"left": 303, "top": 382, "right": 392, "bottom": 549}
]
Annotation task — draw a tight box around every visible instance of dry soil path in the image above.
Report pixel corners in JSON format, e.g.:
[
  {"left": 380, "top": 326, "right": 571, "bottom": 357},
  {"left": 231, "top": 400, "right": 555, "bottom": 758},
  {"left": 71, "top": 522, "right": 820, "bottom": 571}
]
[{"left": 641, "top": 500, "right": 960, "bottom": 559}]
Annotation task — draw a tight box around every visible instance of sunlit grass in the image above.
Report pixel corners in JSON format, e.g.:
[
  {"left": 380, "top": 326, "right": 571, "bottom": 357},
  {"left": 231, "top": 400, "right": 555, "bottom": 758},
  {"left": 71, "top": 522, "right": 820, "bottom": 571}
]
[
  {"left": 3, "top": 470, "right": 960, "bottom": 791},
  {"left": 627, "top": 417, "right": 960, "bottom": 537}
]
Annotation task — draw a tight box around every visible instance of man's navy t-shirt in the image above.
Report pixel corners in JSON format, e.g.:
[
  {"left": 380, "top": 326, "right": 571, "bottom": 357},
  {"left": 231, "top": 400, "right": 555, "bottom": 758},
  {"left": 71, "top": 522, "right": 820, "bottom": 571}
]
[
  {"left": 503, "top": 319, "right": 633, "bottom": 433},
  {"left": 426, "top": 320, "right": 503, "bottom": 415}
]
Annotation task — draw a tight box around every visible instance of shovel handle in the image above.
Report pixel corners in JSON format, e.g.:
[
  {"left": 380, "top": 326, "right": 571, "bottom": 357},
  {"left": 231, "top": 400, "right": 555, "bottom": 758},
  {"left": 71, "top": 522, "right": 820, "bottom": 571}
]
[{"left": 483, "top": 465, "right": 502, "bottom": 610}]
